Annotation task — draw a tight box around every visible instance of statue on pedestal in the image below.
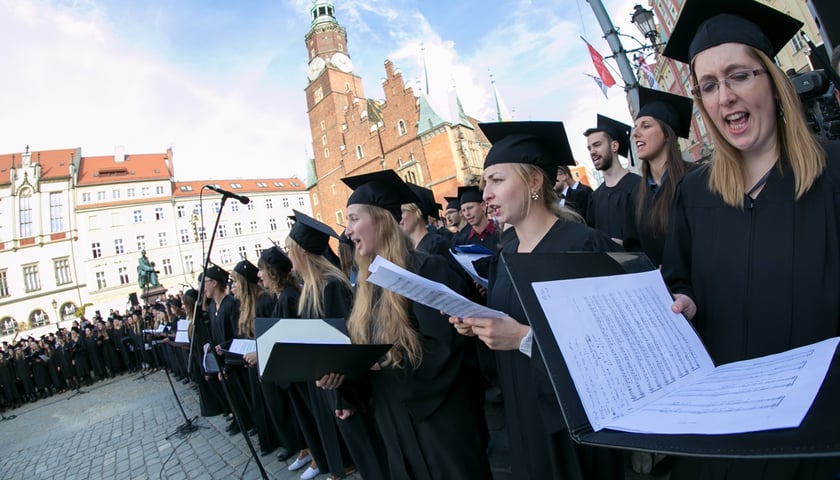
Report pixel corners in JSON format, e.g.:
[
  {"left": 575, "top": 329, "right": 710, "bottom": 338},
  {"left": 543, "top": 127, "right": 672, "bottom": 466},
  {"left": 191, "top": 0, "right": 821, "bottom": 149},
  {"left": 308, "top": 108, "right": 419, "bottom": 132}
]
[{"left": 137, "top": 250, "right": 161, "bottom": 289}]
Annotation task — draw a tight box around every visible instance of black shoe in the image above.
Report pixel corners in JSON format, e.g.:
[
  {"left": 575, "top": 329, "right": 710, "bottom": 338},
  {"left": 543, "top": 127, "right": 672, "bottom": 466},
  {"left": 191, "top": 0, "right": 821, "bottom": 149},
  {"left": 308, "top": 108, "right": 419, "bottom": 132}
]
[
  {"left": 276, "top": 447, "right": 293, "bottom": 462},
  {"left": 226, "top": 422, "right": 240, "bottom": 435},
  {"left": 247, "top": 428, "right": 257, "bottom": 436}
]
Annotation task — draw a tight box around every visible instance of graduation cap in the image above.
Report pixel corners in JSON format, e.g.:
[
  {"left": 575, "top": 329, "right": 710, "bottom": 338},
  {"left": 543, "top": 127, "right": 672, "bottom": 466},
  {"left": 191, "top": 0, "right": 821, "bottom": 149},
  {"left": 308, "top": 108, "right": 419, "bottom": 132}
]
[
  {"left": 458, "top": 186, "right": 483, "bottom": 205},
  {"left": 289, "top": 209, "right": 339, "bottom": 254},
  {"left": 407, "top": 184, "right": 441, "bottom": 220},
  {"left": 636, "top": 87, "right": 694, "bottom": 139},
  {"left": 479, "top": 121, "right": 574, "bottom": 180},
  {"left": 444, "top": 196, "right": 460, "bottom": 212},
  {"left": 259, "top": 246, "right": 293, "bottom": 274},
  {"left": 183, "top": 288, "right": 199, "bottom": 302},
  {"left": 233, "top": 259, "right": 260, "bottom": 285},
  {"left": 341, "top": 170, "right": 420, "bottom": 221},
  {"left": 203, "top": 264, "right": 229, "bottom": 285},
  {"left": 589, "top": 115, "right": 632, "bottom": 159},
  {"left": 662, "top": 0, "right": 803, "bottom": 64}
]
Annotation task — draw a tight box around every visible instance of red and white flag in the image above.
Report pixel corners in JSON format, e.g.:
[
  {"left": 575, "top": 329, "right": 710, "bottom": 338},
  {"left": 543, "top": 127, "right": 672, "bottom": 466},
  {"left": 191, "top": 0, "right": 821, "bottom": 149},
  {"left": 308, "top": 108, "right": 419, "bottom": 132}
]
[
  {"left": 582, "top": 37, "right": 616, "bottom": 89},
  {"left": 636, "top": 55, "right": 660, "bottom": 89}
]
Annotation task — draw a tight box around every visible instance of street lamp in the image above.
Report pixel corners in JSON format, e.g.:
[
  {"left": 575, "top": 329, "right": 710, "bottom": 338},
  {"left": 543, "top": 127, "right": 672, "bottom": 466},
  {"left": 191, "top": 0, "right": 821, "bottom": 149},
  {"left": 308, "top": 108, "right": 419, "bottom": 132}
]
[
  {"left": 51, "top": 299, "right": 58, "bottom": 324},
  {"left": 631, "top": 4, "right": 658, "bottom": 47}
]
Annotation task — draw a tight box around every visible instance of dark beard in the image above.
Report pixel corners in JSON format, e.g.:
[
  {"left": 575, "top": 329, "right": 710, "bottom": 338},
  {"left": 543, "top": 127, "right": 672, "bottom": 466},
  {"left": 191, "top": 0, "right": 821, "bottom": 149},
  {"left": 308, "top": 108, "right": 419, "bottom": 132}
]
[{"left": 598, "top": 153, "right": 614, "bottom": 171}]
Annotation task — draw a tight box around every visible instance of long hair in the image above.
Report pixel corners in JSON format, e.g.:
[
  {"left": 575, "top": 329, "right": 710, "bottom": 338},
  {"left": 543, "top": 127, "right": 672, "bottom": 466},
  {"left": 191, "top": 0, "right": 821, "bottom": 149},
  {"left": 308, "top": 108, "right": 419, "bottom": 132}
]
[
  {"left": 257, "top": 256, "right": 299, "bottom": 296},
  {"left": 346, "top": 205, "right": 423, "bottom": 369},
  {"left": 337, "top": 241, "right": 355, "bottom": 280},
  {"left": 692, "top": 47, "right": 825, "bottom": 207},
  {"left": 286, "top": 238, "right": 352, "bottom": 318},
  {"left": 635, "top": 119, "right": 688, "bottom": 236},
  {"left": 482, "top": 163, "right": 583, "bottom": 224},
  {"left": 231, "top": 271, "right": 261, "bottom": 338}
]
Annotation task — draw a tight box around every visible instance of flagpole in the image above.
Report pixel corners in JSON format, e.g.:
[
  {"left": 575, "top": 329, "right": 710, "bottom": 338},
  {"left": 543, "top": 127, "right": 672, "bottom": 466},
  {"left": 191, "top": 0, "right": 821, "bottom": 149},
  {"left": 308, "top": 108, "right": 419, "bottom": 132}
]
[{"left": 586, "top": 0, "right": 640, "bottom": 116}]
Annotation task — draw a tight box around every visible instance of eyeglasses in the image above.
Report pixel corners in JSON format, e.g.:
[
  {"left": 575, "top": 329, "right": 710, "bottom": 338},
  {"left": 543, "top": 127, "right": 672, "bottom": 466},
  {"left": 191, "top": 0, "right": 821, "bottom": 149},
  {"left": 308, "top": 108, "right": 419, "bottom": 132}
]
[{"left": 691, "top": 69, "right": 767, "bottom": 99}]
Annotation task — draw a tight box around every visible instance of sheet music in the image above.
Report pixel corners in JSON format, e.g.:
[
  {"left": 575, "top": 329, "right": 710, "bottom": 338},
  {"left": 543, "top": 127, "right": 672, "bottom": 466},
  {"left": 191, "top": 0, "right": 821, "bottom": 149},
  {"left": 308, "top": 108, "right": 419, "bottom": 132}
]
[
  {"left": 367, "top": 255, "right": 506, "bottom": 319},
  {"left": 174, "top": 320, "right": 190, "bottom": 343},
  {"left": 229, "top": 339, "right": 257, "bottom": 356},
  {"left": 532, "top": 269, "right": 838, "bottom": 434},
  {"left": 449, "top": 246, "right": 492, "bottom": 287},
  {"left": 202, "top": 344, "right": 220, "bottom": 374}
]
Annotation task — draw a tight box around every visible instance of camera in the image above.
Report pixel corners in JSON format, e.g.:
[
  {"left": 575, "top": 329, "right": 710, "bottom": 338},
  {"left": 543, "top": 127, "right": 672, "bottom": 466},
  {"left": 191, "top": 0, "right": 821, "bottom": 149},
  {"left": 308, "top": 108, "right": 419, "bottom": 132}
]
[{"left": 790, "top": 70, "right": 840, "bottom": 140}]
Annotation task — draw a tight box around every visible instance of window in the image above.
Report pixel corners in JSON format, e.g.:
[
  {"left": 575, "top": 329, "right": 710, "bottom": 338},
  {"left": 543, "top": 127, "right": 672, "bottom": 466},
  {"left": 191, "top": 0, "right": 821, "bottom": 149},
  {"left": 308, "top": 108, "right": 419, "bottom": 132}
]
[
  {"left": 355, "top": 145, "right": 364, "bottom": 159},
  {"left": 234, "top": 223, "right": 242, "bottom": 235},
  {"left": 136, "top": 235, "right": 146, "bottom": 251},
  {"left": 97, "top": 191, "right": 106, "bottom": 201},
  {"left": 180, "top": 228, "right": 190, "bottom": 243},
  {"left": 231, "top": 203, "right": 239, "bottom": 212},
  {"left": 254, "top": 244, "right": 262, "bottom": 259},
  {"left": 95, "top": 271, "right": 107, "bottom": 290},
  {"left": 405, "top": 170, "right": 418, "bottom": 184},
  {"left": 49, "top": 192, "right": 64, "bottom": 233},
  {"left": 177, "top": 205, "right": 185, "bottom": 218},
  {"left": 180, "top": 185, "right": 193, "bottom": 192},
  {"left": 250, "top": 221, "right": 258, "bottom": 233},
  {"left": 23, "top": 264, "right": 41, "bottom": 292},
  {"left": 112, "top": 189, "right": 120, "bottom": 200},
  {"left": 118, "top": 267, "right": 130, "bottom": 285},
  {"left": 238, "top": 245, "right": 247, "bottom": 260},
  {"left": 198, "top": 227, "right": 207, "bottom": 241},
  {"left": 314, "top": 87, "right": 324, "bottom": 103},
  {"left": 266, "top": 198, "right": 273, "bottom": 209},
  {"left": 335, "top": 210, "right": 344, "bottom": 226},
  {"left": 397, "top": 119, "right": 407, "bottom": 136},
  {"left": 155, "top": 207, "right": 164, "bottom": 221},
  {"left": 256, "top": 182, "right": 268, "bottom": 188},
  {"left": 220, "top": 249, "right": 231, "bottom": 264},
  {"left": 298, "top": 196, "right": 305, "bottom": 207},
  {"left": 114, "top": 238, "right": 125, "bottom": 255},
  {"left": 127, "top": 188, "right": 136, "bottom": 198},
  {"left": 133, "top": 210, "right": 143, "bottom": 223},
  {"left": 286, "top": 217, "right": 295, "bottom": 229},
  {"left": 269, "top": 218, "right": 277, "bottom": 231},
  {"left": 330, "top": 184, "right": 337, "bottom": 195},
  {"left": 218, "top": 224, "right": 227, "bottom": 238},
  {"left": 313, "top": 193, "right": 319, "bottom": 206},
  {"left": 54, "top": 258, "right": 72, "bottom": 285},
  {"left": 156, "top": 186, "right": 165, "bottom": 195},
  {"left": 282, "top": 197, "right": 290, "bottom": 207},
  {"left": 142, "top": 187, "right": 150, "bottom": 197},
  {"left": 92, "top": 242, "right": 102, "bottom": 259},
  {"left": 162, "top": 258, "right": 172, "bottom": 275},
  {"left": 158, "top": 232, "right": 167, "bottom": 247},
  {"left": 320, "top": 120, "right": 325, "bottom": 131},
  {"left": 0, "top": 270, "right": 9, "bottom": 297},
  {"left": 324, "top": 147, "right": 330, "bottom": 158},
  {"left": 230, "top": 183, "right": 242, "bottom": 189},
  {"left": 274, "top": 181, "right": 285, "bottom": 187},
  {"left": 19, "top": 189, "right": 33, "bottom": 237},
  {"left": 247, "top": 202, "right": 254, "bottom": 211},
  {"left": 185, "top": 255, "right": 195, "bottom": 273},
  {"left": 82, "top": 192, "right": 91, "bottom": 202},
  {"left": 212, "top": 201, "right": 220, "bottom": 213}
]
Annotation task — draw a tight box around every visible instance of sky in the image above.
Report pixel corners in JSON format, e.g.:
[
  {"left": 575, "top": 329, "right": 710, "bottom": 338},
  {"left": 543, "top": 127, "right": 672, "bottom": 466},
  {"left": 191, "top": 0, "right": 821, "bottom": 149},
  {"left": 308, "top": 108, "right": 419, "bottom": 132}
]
[{"left": 0, "top": 0, "right": 647, "bottom": 182}]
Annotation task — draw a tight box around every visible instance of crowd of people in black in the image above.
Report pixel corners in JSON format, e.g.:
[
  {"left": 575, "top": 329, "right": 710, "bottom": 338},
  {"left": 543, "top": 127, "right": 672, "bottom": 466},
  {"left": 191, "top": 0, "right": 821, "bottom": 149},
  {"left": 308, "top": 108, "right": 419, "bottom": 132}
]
[{"left": 0, "top": 301, "right": 193, "bottom": 410}]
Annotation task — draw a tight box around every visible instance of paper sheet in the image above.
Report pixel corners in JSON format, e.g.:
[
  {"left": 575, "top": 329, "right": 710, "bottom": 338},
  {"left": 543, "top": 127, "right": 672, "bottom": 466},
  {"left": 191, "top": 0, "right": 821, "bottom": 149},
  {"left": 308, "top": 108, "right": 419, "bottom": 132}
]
[
  {"left": 367, "top": 255, "right": 506, "bottom": 319},
  {"left": 533, "top": 269, "right": 838, "bottom": 434},
  {"left": 449, "top": 245, "right": 493, "bottom": 287},
  {"left": 229, "top": 339, "right": 257, "bottom": 356}
]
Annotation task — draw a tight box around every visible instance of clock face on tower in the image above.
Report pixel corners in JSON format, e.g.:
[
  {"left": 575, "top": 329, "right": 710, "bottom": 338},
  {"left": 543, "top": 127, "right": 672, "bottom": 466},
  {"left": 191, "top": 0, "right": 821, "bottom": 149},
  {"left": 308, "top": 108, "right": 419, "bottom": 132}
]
[
  {"left": 308, "top": 56, "right": 326, "bottom": 81},
  {"left": 331, "top": 52, "right": 353, "bottom": 73}
]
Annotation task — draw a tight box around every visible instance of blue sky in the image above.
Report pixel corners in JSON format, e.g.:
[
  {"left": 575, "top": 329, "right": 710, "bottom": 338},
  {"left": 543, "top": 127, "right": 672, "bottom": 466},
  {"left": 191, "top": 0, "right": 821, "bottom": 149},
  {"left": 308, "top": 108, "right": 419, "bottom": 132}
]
[{"left": 0, "top": 0, "right": 644, "bottom": 181}]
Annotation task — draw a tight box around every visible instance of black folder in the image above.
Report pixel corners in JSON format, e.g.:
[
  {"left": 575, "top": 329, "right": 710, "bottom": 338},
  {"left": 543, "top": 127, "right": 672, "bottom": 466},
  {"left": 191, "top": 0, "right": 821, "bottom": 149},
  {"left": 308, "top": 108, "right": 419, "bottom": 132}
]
[
  {"left": 255, "top": 317, "right": 391, "bottom": 383},
  {"left": 501, "top": 252, "right": 840, "bottom": 458}
]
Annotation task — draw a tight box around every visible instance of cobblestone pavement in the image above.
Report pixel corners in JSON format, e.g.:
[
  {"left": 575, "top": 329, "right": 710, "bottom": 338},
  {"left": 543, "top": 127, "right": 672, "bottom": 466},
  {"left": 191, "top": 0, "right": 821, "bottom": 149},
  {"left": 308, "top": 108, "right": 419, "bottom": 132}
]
[{"left": 0, "top": 371, "right": 519, "bottom": 480}]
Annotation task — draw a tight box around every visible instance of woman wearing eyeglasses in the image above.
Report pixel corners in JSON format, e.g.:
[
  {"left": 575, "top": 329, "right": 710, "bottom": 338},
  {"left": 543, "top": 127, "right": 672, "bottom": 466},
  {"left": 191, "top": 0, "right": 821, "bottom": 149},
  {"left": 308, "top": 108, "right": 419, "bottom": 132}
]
[{"left": 660, "top": 0, "right": 840, "bottom": 478}]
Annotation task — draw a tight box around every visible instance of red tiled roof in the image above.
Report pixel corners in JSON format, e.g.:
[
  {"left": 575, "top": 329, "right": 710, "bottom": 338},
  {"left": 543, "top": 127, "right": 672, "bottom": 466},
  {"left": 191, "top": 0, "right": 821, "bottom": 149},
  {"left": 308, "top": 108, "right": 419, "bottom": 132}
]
[
  {"left": 0, "top": 148, "right": 80, "bottom": 185},
  {"left": 77, "top": 152, "right": 172, "bottom": 186}
]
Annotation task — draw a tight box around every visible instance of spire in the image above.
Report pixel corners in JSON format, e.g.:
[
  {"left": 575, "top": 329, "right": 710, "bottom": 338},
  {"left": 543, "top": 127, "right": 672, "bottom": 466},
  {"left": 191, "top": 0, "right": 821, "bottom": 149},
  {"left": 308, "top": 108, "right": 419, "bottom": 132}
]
[
  {"left": 490, "top": 72, "right": 513, "bottom": 122},
  {"left": 452, "top": 84, "right": 473, "bottom": 129},
  {"left": 417, "top": 90, "right": 448, "bottom": 136},
  {"left": 310, "top": 0, "right": 337, "bottom": 27},
  {"left": 421, "top": 43, "right": 430, "bottom": 95}
]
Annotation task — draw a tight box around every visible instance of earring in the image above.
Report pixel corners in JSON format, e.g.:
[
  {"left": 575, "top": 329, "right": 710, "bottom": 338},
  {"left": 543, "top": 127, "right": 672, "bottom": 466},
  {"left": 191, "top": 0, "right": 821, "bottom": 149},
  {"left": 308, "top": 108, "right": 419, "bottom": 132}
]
[{"left": 531, "top": 191, "right": 539, "bottom": 201}]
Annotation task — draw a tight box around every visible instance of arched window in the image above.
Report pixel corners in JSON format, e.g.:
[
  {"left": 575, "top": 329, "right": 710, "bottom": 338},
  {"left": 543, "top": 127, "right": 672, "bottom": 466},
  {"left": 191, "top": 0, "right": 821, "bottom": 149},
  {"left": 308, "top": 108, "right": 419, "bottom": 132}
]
[
  {"left": 60, "top": 302, "right": 77, "bottom": 322},
  {"left": 355, "top": 145, "right": 364, "bottom": 160},
  {"left": 405, "top": 171, "right": 418, "bottom": 185},
  {"left": 397, "top": 119, "right": 407, "bottom": 136},
  {"left": 29, "top": 309, "right": 49, "bottom": 328},
  {"left": 19, "top": 188, "right": 33, "bottom": 237},
  {"left": 0, "top": 316, "right": 17, "bottom": 335}
]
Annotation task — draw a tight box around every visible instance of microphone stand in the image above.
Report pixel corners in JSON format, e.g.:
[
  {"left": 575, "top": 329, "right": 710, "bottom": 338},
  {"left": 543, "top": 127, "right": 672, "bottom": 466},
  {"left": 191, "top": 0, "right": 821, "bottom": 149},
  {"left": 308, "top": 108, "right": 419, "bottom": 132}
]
[
  {"left": 164, "top": 361, "right": 201, "bottom": 439},
  {"left": 192, "top": 193, "right": 269, "bottom": 480}
]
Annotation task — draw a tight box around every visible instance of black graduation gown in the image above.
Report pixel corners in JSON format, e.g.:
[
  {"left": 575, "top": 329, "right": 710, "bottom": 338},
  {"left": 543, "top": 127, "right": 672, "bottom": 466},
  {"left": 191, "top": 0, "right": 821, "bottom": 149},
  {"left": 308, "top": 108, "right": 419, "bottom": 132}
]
[
  {"left": 191, "top": 307, "right": 228, "bottom": 418},
  {"left": 14, "top": 355, "right": 35, "bottom": 397},
  {"left": 564, "top": 186, "right": 591, "bottom": 219},
  {"left": 415, "top": 231, "right": 452, "bottom": 256},
  {"left": 261, "top": 286, "right": 305, "bottom": 454},
  {"left": 586, "top": 172, "right": 641, "bottom": 251},
  {"left": 208, "top": 295, "right": 238, "bottom": 348},
  {"left": 487, "top": 219, "right": 623, "bottom": 480},
  {"left": 353, "top": 252, "right": 492, "bottom": 480},
  {"left": 30, "top": 352, "right": 51, "bottom": 392},
  {"left": 0, "top": 359, "right": 20, "bottom": 403},
  {"left": 450, "top": 223, "right": 472, "bottom": 246},
  {"left": 662, "top": 144, "right": 840, "bottom": 480}
]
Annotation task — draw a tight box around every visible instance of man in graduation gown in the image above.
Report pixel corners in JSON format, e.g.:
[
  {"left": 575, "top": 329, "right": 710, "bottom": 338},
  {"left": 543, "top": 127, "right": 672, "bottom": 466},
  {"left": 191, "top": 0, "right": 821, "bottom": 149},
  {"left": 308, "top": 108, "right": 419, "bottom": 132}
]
[
  {"left": 555, "top": 165, "right": 592, "bottom": 218},
  {"left": 455, "top": 185, "right": 501, "bottom": 251}
]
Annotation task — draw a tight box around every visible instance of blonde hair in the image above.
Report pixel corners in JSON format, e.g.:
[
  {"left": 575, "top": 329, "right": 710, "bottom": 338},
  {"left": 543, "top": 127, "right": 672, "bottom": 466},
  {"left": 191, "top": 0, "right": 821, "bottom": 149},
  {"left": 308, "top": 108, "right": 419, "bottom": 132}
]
[
  {"left": 346, "top": 205, "right": 423, "bottom": 369},
  {"left": 693, "top": 47, "right": 825, "bottom": 207},
  {"left": 481, "top": 163, "right": 583, "bottom": 223},
  {"left": 231, "top": 271, "right": 261, "bottom": 338},
  {"left": 286, "top": 238, "right": 351, "bottom": 318}
]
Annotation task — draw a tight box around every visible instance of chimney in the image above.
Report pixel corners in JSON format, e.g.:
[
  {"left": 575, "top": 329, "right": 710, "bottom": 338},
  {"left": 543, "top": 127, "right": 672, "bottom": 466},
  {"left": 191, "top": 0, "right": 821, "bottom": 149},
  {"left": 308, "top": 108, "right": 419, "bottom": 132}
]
[{"left": 115, "top": 145, "right": 125, "bottom": 163}]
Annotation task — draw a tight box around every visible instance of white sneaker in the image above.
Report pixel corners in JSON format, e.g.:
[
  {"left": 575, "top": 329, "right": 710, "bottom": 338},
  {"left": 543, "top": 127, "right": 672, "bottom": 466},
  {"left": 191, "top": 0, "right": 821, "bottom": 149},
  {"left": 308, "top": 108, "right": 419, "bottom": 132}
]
[
  {"left": 287, "top": 453, "right": 312, "bottom": 471},
  {"left": 300, "top": 465, "right": 320, "bottom": 480}
]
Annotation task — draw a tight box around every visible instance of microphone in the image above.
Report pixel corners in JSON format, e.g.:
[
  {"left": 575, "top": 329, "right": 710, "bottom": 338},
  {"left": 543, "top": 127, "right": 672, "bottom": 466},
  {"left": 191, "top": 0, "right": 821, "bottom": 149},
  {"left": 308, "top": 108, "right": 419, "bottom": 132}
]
[{"left": 203, "top": 185, "right": 250, "bottom": 205}]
